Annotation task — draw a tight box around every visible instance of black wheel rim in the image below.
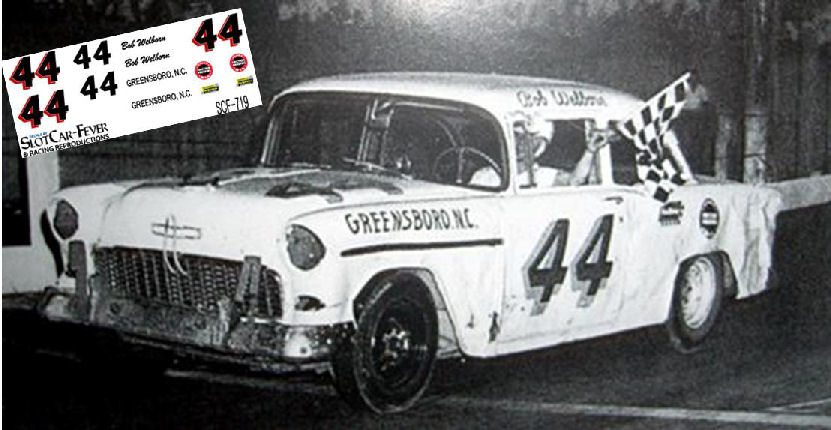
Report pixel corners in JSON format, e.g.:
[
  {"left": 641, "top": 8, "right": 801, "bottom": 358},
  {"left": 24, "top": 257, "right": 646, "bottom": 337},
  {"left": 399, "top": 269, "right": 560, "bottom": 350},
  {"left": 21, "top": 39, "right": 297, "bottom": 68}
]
[{"left": 368, "top": 297, "right": 430, "bottom": 390}]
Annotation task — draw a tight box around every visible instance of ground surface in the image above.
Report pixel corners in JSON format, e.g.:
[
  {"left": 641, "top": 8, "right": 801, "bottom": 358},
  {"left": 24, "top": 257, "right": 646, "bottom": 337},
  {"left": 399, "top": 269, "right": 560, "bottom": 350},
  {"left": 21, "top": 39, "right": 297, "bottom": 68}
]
[{"left": 3, "top": 205, "right": 830, "bottom": 429}]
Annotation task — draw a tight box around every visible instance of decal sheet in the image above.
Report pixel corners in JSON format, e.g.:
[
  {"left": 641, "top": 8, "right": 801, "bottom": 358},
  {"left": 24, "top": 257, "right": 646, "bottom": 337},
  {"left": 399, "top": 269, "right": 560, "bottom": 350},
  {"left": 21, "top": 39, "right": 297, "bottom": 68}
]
[{"left": 2, "top": 8, "right": 261, "bottom": 158}]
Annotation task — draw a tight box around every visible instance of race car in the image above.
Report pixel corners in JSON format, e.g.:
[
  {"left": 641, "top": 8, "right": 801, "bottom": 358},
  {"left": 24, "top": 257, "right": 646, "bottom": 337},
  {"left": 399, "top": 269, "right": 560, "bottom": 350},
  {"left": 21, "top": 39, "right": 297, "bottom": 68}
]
[{"left": 40, "top": 72, "right": 785, "bottom": 413}]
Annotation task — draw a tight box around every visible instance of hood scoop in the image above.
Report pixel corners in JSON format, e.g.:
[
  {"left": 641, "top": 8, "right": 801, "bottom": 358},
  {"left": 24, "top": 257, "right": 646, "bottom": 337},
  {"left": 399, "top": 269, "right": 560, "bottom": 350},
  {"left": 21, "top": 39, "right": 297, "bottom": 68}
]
[
  {"left": 267, "top": 181, "right": 343, "bottom": 203},
  {"left": 120, "top": 168, "right": 406, "bottom": 202},
  {"left": 266, "top": 175, "right": 403, "bottom": 203},
  {"left": 123, "top": 169, "right": 262, "bottom": 194}
]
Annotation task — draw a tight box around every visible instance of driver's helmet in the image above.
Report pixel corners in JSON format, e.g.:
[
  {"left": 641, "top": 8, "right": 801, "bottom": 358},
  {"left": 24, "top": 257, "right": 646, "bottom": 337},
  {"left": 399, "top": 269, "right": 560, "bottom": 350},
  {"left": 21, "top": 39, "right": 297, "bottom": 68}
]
[{"left": 513, "top": 113, "right": 554, "bottom": 159}]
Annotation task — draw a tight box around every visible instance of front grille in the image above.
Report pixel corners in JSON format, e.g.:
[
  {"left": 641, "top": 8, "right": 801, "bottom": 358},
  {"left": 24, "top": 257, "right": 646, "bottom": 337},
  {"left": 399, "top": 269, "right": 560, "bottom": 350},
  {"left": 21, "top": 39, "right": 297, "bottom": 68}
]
[{"left": 94, "top": 247, "right": 281, "bottom": 317}]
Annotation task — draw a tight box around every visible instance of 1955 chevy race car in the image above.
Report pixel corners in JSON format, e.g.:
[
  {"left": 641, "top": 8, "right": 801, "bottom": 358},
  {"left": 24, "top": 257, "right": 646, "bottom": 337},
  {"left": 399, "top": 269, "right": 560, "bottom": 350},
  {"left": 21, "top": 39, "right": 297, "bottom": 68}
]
[{"left": 40, "top": 72, "right": 787, "bottom": 413}]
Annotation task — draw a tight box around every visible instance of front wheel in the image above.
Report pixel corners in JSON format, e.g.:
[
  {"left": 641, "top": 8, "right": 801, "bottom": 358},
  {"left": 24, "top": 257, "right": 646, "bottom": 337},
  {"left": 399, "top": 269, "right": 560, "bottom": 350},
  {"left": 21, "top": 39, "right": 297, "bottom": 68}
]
[
  {"left": 667, "top": 254, "right": 724, "bottom": 353},
  {"left": 331, "top": 279, "right": 438, "bottom": 413}
]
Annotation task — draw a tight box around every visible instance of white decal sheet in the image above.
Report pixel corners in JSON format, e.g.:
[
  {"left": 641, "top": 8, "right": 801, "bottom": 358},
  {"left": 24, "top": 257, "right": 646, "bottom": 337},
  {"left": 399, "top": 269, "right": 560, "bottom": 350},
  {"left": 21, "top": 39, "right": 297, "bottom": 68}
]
[{"left": 2, "top": 8, "right": 261, "bottom": 158}]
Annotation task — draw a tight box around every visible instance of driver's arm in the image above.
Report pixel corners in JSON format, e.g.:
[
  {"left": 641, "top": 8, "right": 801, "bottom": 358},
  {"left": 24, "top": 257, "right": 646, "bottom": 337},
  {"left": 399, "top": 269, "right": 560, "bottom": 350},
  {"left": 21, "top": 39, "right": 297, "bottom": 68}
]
[{"left": 567, "top": 129, "right": 609, "bottom": 186}]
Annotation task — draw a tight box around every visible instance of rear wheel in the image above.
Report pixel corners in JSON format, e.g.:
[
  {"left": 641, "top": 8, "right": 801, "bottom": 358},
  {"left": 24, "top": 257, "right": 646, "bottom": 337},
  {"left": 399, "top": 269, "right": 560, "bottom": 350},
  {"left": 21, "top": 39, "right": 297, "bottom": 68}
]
[
  {"left": 667, "top": 254, "right": 724, "bottom": 353},
  {"left": 331, "top": 278, "right": 438, "bottom": 413}
]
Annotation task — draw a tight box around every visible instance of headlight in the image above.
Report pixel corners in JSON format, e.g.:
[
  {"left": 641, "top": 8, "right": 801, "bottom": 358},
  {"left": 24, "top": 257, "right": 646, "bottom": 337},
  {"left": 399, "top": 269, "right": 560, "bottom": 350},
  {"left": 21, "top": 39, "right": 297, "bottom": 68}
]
[
  {"left": 53, "top": 199, "right": 79, "bottom": 240},
  {"left": 286, "top": 225, "right": 325, "bottom": 270}
]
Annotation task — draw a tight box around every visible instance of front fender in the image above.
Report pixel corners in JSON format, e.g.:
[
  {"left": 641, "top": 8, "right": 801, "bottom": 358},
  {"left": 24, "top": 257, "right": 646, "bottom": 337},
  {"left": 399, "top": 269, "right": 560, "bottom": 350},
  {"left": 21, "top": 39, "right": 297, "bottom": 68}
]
[
  {"left": 46, "top": 183, "right": 134, "bottom": 279},
  {"left": 286, "top": 197, "right": 504, "bottom": 357}
]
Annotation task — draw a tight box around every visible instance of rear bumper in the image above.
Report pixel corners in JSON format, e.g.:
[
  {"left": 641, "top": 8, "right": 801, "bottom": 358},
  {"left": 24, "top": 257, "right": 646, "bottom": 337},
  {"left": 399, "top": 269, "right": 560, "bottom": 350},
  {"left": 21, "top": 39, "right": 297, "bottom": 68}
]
[{"left": 39, "top": 287, "right": 352, "bottom": 367}]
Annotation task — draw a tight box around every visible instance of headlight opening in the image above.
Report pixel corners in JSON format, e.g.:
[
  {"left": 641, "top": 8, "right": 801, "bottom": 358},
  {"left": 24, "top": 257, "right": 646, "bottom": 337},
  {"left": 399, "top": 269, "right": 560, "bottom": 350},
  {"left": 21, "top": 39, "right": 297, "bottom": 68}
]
[
  {"left": 53, "top": 199, "right": 79, "bottom": 240},
  {"left": 286, "top": 225, "right": 325, "bottom": 270}
]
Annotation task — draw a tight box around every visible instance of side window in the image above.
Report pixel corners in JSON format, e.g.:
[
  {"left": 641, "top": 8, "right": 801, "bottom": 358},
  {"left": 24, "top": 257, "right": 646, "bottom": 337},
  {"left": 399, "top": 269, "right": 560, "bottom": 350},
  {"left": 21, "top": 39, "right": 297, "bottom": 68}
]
[
  {"left": 610, "top": 133, "right": 640, "bottom": 185},
  {"left": 456, "top": 115, "right": 503, "bottom": 185},
  {"left": 385, "top": 106, "right": 504, "bottom": 189},
  {"left": 537, "top": 120, "right": 586, "bottom": 171},
  {"left": 383, "top": 107, "right": 455, "bottom": 181},
  {"left": 519, "top": 119, "right": 599, "bottom": 188}
]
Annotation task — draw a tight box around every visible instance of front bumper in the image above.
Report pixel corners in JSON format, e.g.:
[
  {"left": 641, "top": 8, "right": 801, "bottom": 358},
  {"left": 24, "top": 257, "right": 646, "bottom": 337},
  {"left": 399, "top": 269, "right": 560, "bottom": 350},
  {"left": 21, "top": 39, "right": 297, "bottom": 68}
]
[
  {"left": 40, "top": 241, "right": 353, "bottom": 368},
  {"left": 39, "top": 287, "right": 352, "bottom": 367}
]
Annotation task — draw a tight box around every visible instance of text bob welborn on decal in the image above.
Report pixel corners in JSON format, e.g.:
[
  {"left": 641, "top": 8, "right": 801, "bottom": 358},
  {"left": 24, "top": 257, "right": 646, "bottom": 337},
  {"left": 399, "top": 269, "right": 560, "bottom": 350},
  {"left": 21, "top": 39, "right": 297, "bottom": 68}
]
[{"left": 2, "top": 8, "right": 261, "bottom": 158}]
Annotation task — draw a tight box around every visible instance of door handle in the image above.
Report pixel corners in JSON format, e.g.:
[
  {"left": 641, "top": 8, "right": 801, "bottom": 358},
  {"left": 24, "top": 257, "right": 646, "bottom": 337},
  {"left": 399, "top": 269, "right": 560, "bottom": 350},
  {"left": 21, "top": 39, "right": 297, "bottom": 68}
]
[{"left": 604, "top": 196, "right": 624, "bottom": 205}]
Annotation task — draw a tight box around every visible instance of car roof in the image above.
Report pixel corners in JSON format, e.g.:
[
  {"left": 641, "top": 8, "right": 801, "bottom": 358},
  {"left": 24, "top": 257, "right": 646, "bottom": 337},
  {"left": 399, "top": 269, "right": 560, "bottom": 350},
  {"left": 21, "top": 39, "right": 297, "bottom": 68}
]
[{"left": 279, "top": 72, "right": 644, "bottom": 121}]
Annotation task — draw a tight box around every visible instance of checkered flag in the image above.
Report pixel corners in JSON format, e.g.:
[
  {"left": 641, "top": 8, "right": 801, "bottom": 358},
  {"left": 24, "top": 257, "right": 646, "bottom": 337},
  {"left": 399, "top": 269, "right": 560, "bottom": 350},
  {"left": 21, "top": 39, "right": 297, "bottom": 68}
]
[{"left": 616, "top": 73, "right": 691, "bottom": 202}]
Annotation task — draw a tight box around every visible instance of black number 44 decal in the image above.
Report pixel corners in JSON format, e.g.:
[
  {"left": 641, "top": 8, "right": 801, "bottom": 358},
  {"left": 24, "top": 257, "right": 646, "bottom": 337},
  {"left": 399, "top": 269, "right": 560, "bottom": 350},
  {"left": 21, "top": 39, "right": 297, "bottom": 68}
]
[
  {"left": 527, "top": 219, "right": 569, "bottom": 305},
  {"left": 524, "top": 214, "right": 614, "bottom": 313}
]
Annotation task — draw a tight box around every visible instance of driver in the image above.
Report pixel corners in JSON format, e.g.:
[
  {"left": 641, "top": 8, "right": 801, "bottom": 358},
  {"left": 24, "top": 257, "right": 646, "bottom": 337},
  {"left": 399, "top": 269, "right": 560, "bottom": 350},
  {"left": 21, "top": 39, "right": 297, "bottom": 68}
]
[{"left": 469, "top": 117, "right": 610, "bottom": 187}]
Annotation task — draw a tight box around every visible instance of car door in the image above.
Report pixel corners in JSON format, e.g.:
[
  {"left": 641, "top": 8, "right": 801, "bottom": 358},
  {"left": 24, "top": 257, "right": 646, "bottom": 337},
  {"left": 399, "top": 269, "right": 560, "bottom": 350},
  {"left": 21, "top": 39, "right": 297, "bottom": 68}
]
[
  {"left": 604, "top": 132, "right": 693, "bottom": 334},
  {"left": 496, "top": 187, "right": 630, "bottom": 352},
  {"left": 495, "top": 120, "right": 632, "bottom": 355}
]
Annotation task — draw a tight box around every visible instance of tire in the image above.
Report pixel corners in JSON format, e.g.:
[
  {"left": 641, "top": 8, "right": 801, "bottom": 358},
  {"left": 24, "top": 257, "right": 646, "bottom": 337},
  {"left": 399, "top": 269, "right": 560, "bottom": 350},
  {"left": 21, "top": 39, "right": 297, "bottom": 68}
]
[
  {"left": 667, "top": 254, "right": 724, "bottom": 353},
  {"left": 331, "top": 278, "right": 438, "bottom": 413}
]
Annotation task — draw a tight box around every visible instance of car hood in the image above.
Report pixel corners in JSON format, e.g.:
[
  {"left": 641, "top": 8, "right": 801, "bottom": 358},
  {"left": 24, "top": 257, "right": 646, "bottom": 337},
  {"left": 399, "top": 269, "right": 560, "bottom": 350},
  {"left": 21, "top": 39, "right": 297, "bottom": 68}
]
[
  {"left": 116, "top": 166, "right": 480, "bottom": 204},
  {"left": 92, "top": 167, "right": 483, "bottom": 260}
]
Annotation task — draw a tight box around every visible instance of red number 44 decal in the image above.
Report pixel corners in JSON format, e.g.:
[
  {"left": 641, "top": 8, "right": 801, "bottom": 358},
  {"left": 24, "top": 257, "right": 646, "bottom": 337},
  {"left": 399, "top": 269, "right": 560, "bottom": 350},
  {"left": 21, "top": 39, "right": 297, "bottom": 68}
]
[
  {"left": 9, "top": 51, "right": 60, "bottom": 89},
  {"left": 18, "top": 90, "right": 69, "bottom": 128},
  {"left": 192, "top": 13, "right": 243, "bottom": 52},
  {"left": 524, "top": 214, "right": 614, "bottom": 313}
]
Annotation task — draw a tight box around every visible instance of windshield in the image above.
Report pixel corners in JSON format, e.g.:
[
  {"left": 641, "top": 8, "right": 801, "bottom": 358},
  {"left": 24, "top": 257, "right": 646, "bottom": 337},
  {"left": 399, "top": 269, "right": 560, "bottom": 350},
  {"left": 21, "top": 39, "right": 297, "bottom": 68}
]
[{"left": 261, "top": 93, "right": 506, "bottom": 190}]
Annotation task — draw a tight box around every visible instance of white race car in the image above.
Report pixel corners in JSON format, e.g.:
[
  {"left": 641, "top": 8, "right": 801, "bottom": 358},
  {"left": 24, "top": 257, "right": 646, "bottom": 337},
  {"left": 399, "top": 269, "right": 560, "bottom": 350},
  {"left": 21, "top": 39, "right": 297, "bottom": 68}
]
[{"left": 41, "top": 73, "right": 783, "bottom": 413}]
